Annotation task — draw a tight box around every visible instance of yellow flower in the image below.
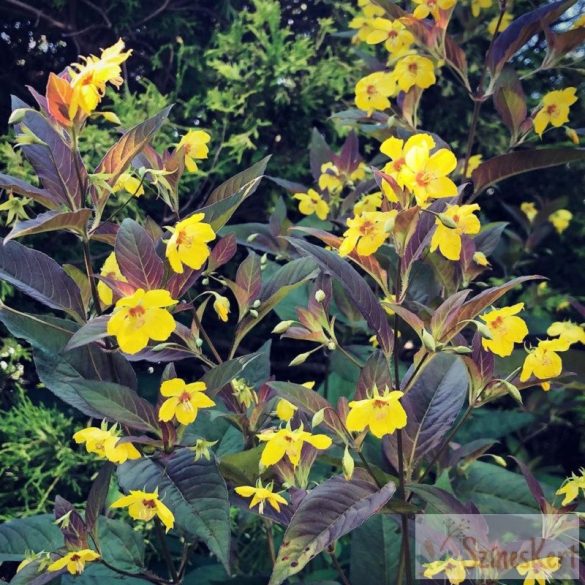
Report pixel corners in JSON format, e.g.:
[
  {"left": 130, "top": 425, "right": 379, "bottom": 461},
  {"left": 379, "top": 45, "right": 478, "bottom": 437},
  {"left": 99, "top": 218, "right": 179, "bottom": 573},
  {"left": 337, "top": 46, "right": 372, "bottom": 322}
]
[
  {"left": 520, "top": 338, "right": 570, "bottom": 383},
  {"left": 572, "top": 14, "right": 585, "bottom": 28},
  {"left": 423, "top": 558, "right": 478, "bottom": 585},
  {"left": 350, "top": 162, "right": 368, "bottom": 183},
  {"left": 158, "top": 378, "right": 215, "bottom": 425},
  {"left": 394, "top": 55, "right": 436, "bottom": 93},
  {"left": 232, "top": 378, "right": 258, "bottom": 408},
  {"left": 302, "top": 381, "right": 316, "bottom": 389},
  {"left": 191, "top": 438, "right": 218, "bottom": 461},
  {"left": 339, "top": 210, "right": 397, "bottom": 257},
  {"left": 430, "top": 204, "right": 481, "bottom": 261},
  {"left": 533, "top": 88, "right": 578, "bottom": 136},
  {"left": 465, "top": 154, "right": 483, "bottom": 178},
  {"left": 548, "top": 209, "right": 572, "bottom": 234},
  {"left": 400, "top": 140, "right": 458, "bottom": 206},
  {"left": 556, "top": 470, "right": 585, "bottom": 505},
  {"left": 47, "top": 550, "right": 100, "bottom": 575},
  {"left": 369, "top": 334, "right": 379, "bottom": 348},
  {"left": 73, "top": 425, "right": 141, "bottom": 464},
  {"left": 366, "top": 18, "right": 414, "bottom": 57},
  {"left": 473, "top": 251, "right": 490, "bottom": 266},
  {"left": 165, "top": 213, "right": 216, "bottom": 273},
  {"left": 213, "top": 294, "right": 231, "bottom": 322},
  {"left": 107, "top": 289, "right": 177, "bottom": 354},
  {"left": 412, "top": 0, "right": 457, "bottom": 19},
  {"left": 516, "top": 556, "right": 560, "bottom": 585},
  {"left": 471, "top": 0, "right": 492, "bottom": 17},
  {"left": 178, "top": 130, "right": 211, "bottom": 173},
  {"left": 111, "top": 490, "right": 174, "bottom": 532},
  {"left": 380, "top": 133, "right": 435, "bottom": 196},
  {"left": 350, "top": 0, "right": 385, "bottom": 42},
  {"left": 382, "top": 294, "right": 397, "bottom": 316},
  {"left": 521, "top": 202, "right": 538, "bottom": 223},
  {"left": 235, "top": 481, "right": 288, "bottom": 514},
  {"left": 0, "top": 194, "right": 31, "bottom": 225},
  {"left": 276, "top": 398, "right": 297, "bottom": 422},
  {"left": 294, "top": 188, "right": 330, "bottom": 220},
  {"left": 97, "top": 252, "right": 128, "bottom": 307},
  {"left": 346, "top": 386, "right": 407, "bottom": 438},
  {"left": 488, "top": 11, "right": 513, "bottom": 35},
  {"left": 257, "top": 425, "right": 332, "bottom": 467},
  {"left": 68, "top": 39, "right": 131, "bottom": 118},
  {"left": 547, "top": 321, "right": 585, "bottom": 345},
  {"left": 355, "top": 71, "right": 397, "bottom": 115},
  {"left": 556, "top": 299, "right": 570, "bottom": 312},
  {"left": 480, "top": 303, "right": 528, "bottom": 357},
  {"left": 112, "top": 172, "right": 144, "bottom": 197},
  {"left": 354, "top": 192, "right": 382, "bottom": 215}
]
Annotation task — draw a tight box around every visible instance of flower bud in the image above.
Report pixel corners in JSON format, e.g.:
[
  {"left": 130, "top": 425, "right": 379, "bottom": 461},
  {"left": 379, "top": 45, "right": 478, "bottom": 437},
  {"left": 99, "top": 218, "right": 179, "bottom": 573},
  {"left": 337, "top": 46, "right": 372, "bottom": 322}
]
[
  {"left": 311, "top": 408, "right": 325, "bottom": 428},
  {"left": 289, "top": 352, "right": 311, "bottom": 366},
  {"left": 421, "top": 329, "right": 436, "bottom": 352},
  {"left": 500, "top": 379, "right": 522, "bottom": 405},
  {"left": 342, "top": 445, "right": 355, "bottom": 481},
  {"left": 246, "top": 233, "right": 258, "bottom": 242},
  {"left": 195, "top": 337, "right": 203, "bottom": 348},
  {"left": 475, "top": 321, "right": 494, "bottom": 340},
  {"left": 276, "top": 399, "right": 297, "bottom": 422},
  {"left": 315, "top": 289, "right": 326, "bottom": 302},
  {"left": 272, "top": 320, "right": 295, "bottom": 334},
  {"left": 472, "top": 251, "right": 490, "bottom": 267},
  {"left": 450, "top": 346, "right": 473, "bottom": 354},
  {"left": 8, "top": 108, "right": 29, "bottom": 124},
  {"left": 202, "top": 277, "right": 210, "bottom": 285},
  {"left": 327, "top": 341, "right": 336, "bottom": 351},
  {"left": 249, "top": 309, "right": 259, "bottom": 318},
  {"left": 252, "top": 299, "right": 261, "bottom": 308},
  {"left": 437, "top": 213, "right": 458, "bottom": 229},
  {"left": 566, "top": 127, "right": 579, "bottom": 145},
  {"left": 490, "top": 454, "right": 507, "bottom": 468}
]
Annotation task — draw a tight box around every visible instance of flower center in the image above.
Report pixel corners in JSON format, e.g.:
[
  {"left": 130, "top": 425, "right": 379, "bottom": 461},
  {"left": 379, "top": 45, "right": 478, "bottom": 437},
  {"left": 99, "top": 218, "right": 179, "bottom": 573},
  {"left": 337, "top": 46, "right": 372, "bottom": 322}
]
[
  {"left": 367, "top": 84, "right": 377, "bottom": 95},
  {"left": 408, "top": 62, "right": 418, "bottom": 73},
  {"left": 359, "top": 220, "right": 376, "bottom": 236},
  {"left": 491, "top": 316, "right": 504, "bottom": 329},
  {"left": 545, "top": 104, "right": 557, "bottom": 115},
  {"left": 179, "top": 391, "right": 192, "bottom": 403},
  {"left": 143, "top": 498, "right": 156, "bottom": 509},
  {"left": 128, "top": 305, "right": 146, "bottom": 318},
  {"left": 70, "top": 554, "right": 81, "bottom": 561},
  {"left": 415, "top": 171, "right": 431, "bottom": 187}
]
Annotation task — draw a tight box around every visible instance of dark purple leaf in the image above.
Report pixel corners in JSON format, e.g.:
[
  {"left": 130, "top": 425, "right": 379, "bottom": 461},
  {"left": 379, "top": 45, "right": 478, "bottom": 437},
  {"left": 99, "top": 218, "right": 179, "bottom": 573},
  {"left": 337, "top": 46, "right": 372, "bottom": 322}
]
[
  {"left": 5, "top": 208, "right": 92, "bottom": 242},
  {"left": 268, "top": 471, "right": 395, "bottom": 585},
  {"left": 448, "top": 438, "right": 496, "bottom": 468},
  {"left": 207, "top": 234, "right": 237, "bottom": 273},
  {"left": 287, "top": 238, "right": 393, "bottom": 354},
  {"left": 115, "top": 218, "right": 164, "bottom": 290},
  {"left": 11, "top": 100, "right": 86, "bottom": 209},
  {"left": 0, "top": 173, "right": 58, "bottom": 209},
  {"left": 166, "top": 267, "right": 202, "bottom": 299},
  {"left": 309, "top": 128, "right": 335, "bottom": 181},
  {"left": 473, "top": 222, "right": 508, "bottom": 256},
  {"left": 267, "top": 176, "right": 309, "bottom": 194},
  {"left": 333, "top": 131, "right": 360, "bottom": 173},
  {"left": 118, "top": 448, "right": 230, "bottom": 571},
  {"left": 487, "top": 0, "right": 576, "bottom": 74},
  {"left": 202, "top": 352, "right": 262, "bottom": 397},
  {"left": 233, "top": 252, "right": 261, "bottom": 320},
  {"left": 493, "top": 67, "right": 528, "bottom": 140},
  {"left": 85, "top": 462, "right": 114, "bottom": 534},
  {"left": 430, "top": 290, "right": 471, "bottom": 341},
  {"left": 0, "top": 237, "right": 84, "bottom": 319},
  {"left": 205, "top": 155, "right": 271, "bottom": 205},
  {"left": 90, "top": 221, "right": 119, "bottom": 246},
  {"left": 356, "top": 351, "right": 392, "bottom": 399},
  {"left": 511, "top": 457, "right": 548, "bottom": 513},
  {"left": 384, "top": 354, "right": 468, "bottom": 471},
  {"left": 65, "top": 315, "right": 110, "bottom": 350},
  {"left": 54, "top": 496, "right": 87, "bottom": 549},
  {"left": 471, "top": 332, "right": 494, "bottom": 384},
  {"left": 472, "top": 148, "right": 585, "bottom": 193}
]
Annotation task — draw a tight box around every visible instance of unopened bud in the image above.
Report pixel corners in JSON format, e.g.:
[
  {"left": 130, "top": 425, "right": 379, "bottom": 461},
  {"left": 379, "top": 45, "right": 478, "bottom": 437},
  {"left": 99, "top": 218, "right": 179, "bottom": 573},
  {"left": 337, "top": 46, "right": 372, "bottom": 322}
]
[
  {"left": 260, "top": 253, "right": 268, "bottom": 265},
  {"left": 202, "top": 277, "right": 209, "bottom": 285},
  {"left": 272, "top": 320, "right": 295, "bottom": 334},
  {"left": 489, "top": 454, "right": 507, "bottom": 467},
  {"left": 342, "top": 445, "right": 355, "bottom": 480},
  {"left": 252, "top": 299, "right": 261, "bottom": 308},
  {"left": 289, "top": 352, "right": 310, "bottom": 366},
  {"left": 8, "top": 108, "right": 29, "bottom": 124},
  {"left": 437, "top": 213, "right": 458, "bottom": 229},
  {"left": 315, "top": 289, "right": 326, "bottom": 302},
  {"left": 246, "top": 233, "right": 258, "bottom": 242},
  {"left": 384, "top": 216, "right": 396, "bottom": 233},
  {"left": 311, "top": 408, "right": 325, "bottom": 428},
  {"left": 566, "top": 127, "right": 579, "bottom": 145},
  {"left": 451, "top": 345, "right": 472, "bottom": 354},
  {"left": 327, "top": 341, "right": 336, "bottom": 351},
  {"left": 500, "top": 379, "right": 522, "bottom": 405},
  {"left": 249, "top": 309, "right": 259, "bottom": 318},
  {"left": 195, "top": 337, "right": 203, "bottom": 348},
  {"left": 475, "top": 321, "right": 494, "bottom": 340},
  {"left": 421, "top": 329, "right": 436, "bottom": 352}
]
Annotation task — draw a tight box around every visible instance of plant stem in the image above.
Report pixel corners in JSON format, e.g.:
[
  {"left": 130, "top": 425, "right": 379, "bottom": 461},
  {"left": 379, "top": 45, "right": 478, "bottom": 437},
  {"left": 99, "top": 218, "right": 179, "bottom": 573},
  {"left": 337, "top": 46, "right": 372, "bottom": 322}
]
[
  {"left": 192, "top": 310, "right": 222, "bottom": 363},
  {"left": 263, "top": 518, "right": 276, "bottom": 566},
  {"left": 82, "top": 238, "right": 103, "bottom": 316},
  {"left": 462, "top": 2, "right": 508, "bottom": 177},
  {"left": 337, "top": 343, "right": 365, "bottom": 369},
  {"left": 154, "top": 517, "right": 179, "bottom": 583},
  {"left": 329, "top": 549, "right": 351, "bottom": 585},
  {"left": 356, "top": 448, "right": 384, "bottom": 489}
]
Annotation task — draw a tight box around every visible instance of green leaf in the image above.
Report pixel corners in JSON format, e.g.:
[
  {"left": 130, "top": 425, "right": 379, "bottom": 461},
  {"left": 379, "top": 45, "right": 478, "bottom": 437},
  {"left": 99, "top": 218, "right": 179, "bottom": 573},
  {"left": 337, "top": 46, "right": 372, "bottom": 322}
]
[
  {"left": 0, "top": 514, "right": 63, "bottom": 561},
  {"left": 86, "top": 463, "right": 114, "bottom": 534},
  {"left": 268, "top": 472, "right": 396, "bottom": 585},
  {"left": 98, "top": 517, "right": 145, "bottom": 573},
  {"left": 219, "top": 445, "right": 264, "bottom": 486},
  {"left": 202, "top": 352, "right": 262, "bottom": 397},
  {"left": 472, "top": 149, "right": 585, "bottom": 193},
  {"left": 0, "top": 238, "right": 85, "bottom": 320},
  {"left": 455, "top": 409, "right": 535, "bottom": 443},
  {"left": 118, "top": 449, "right": 231, "bottom": 571},
  {"left": 493, "top": 67, "right": 527, "bottom": 142},
  {"left": 205, "top": 155, "right": 270, "bottom": 205},
  {"left": 350, "top": 515, "right": 401, "bottom": 585},
  {"left": 115, "top": 219, "right": 164, "bottom": 290},
  {"left": 5, "top": 209, "right": 92, "bottom": 242},
  {"left": 288, "top": 238, "right": 393, "bottom": 354}
]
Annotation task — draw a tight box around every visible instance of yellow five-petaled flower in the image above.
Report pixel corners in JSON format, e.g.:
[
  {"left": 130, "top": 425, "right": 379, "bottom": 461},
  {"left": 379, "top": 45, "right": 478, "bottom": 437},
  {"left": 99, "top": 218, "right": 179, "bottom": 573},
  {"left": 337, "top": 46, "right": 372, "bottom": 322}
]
[
  {"left": 533, "top": 88, "right": 578, "bottom": 137},
  {"left": 423, "top": 558, "right": 478, "bottom": 585},
  {"left": 158, "top": 377, "right": 215, "bottom": 426},
  {"left": 480, "top": 303, "right": 529, "bottom": 357},
  {"left": 556, "top": 469, "right": 585, "bottom": 505},
  {"left": 165, "top": 213, "right": 216, "bottom": 274},
  {"left": 520, "top": 338, "right": 570, "bottom": 385},
  {"left": 257, "top": 425, "right": 332, "bottom": 467},
  {"left": 339, "top": 210, "right": 397, "bottom": 257},
  {"left": 235, "top": 481, "right": 288, "bottom": 514},
  {"left": 516, "top": 556, "right": 560, "bottom": 585},
  {"left": 73, "top": 424, "right": 141, "bottom": 464},
  {"left": 111, "top": 489, "right": 175, "bottom": 532},
  {"left": 430, "top": 204, "right": 481, "bottom": 261},
  {"left": 294, "top": 188, "right": 330, "bottom": 220},
  {"left": 178, "top": 130, "right": 211, "bottom": 173},
  {"left": 47, "top": 549, "right": 100, "bottom": 575},
  {"left": 355, "top": 71, "right": 397, "bottom": 115},
  {"left": 346, "top": 385, "right": 407, "bottom": 438}
]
